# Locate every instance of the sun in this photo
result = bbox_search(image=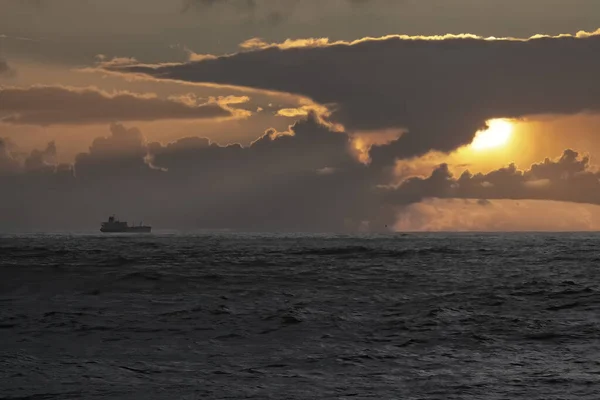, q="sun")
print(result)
[471,119,513,151]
